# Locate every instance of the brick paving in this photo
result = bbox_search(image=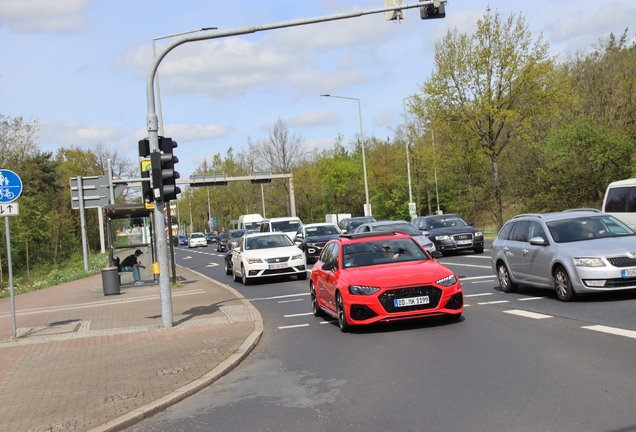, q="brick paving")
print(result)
[0,266,263,432]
